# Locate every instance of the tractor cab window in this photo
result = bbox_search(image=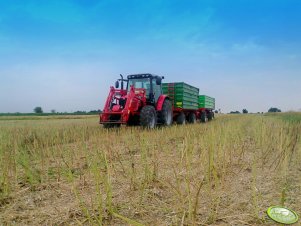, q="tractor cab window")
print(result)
[127,78,151,97]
